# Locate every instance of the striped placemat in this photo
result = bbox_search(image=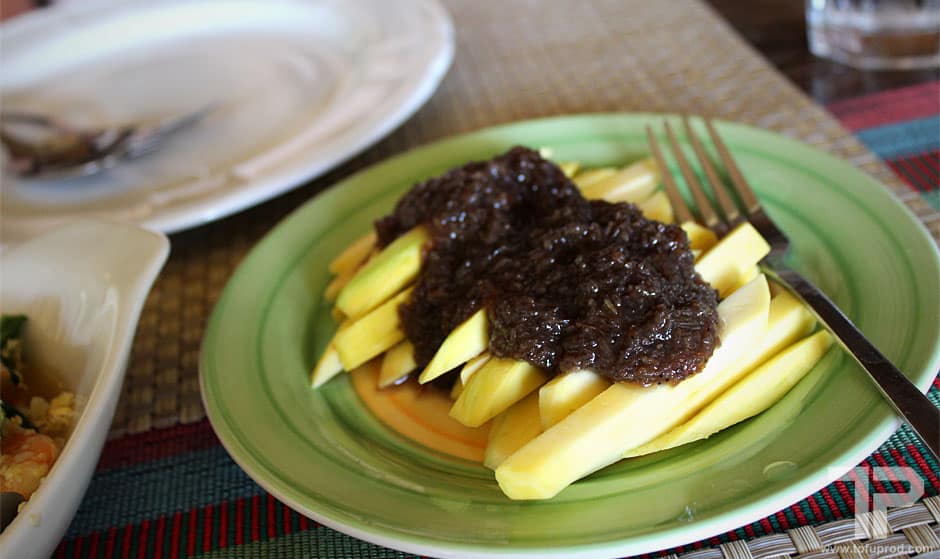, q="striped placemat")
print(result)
[54,0,939,557]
